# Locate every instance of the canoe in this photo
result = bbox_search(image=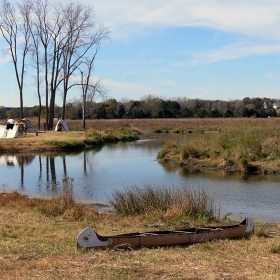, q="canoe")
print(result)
[77,217,254,250]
